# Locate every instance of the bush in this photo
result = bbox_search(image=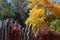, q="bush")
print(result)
[50,20,60,32]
